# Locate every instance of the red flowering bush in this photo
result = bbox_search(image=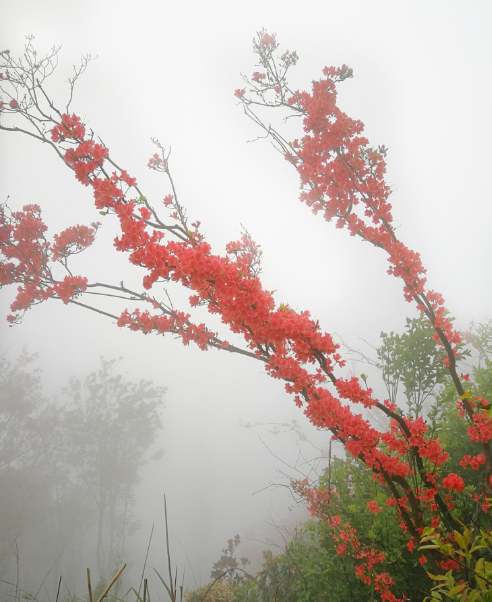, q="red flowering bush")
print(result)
[1,33,491,601]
